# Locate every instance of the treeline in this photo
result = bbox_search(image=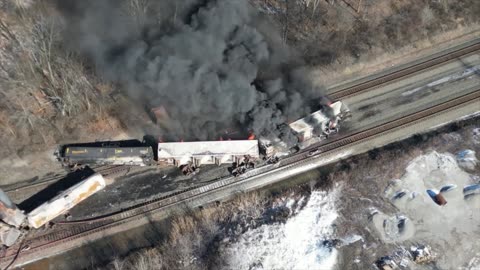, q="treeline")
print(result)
[253,0,480,65]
